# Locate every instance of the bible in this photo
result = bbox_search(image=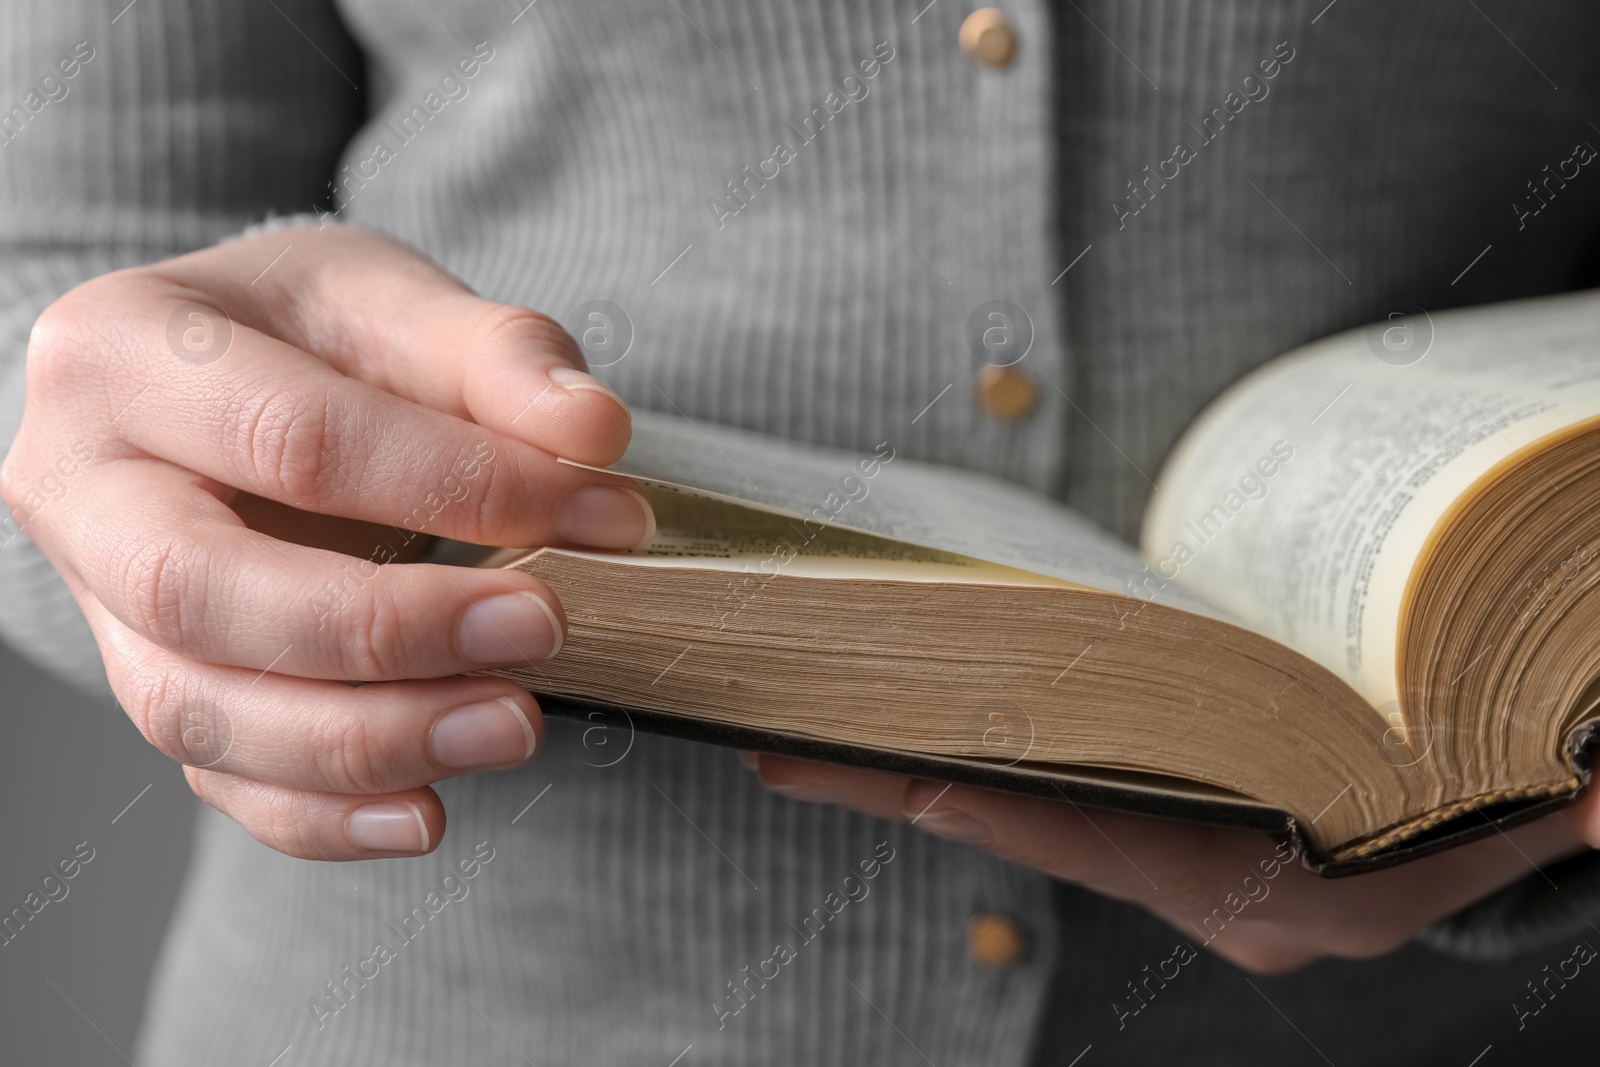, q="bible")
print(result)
[464,291,1600,874]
